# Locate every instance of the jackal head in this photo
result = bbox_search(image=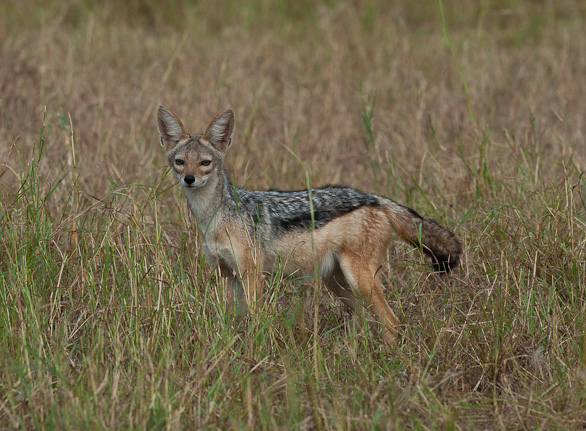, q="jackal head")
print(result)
[157,107,234,189]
